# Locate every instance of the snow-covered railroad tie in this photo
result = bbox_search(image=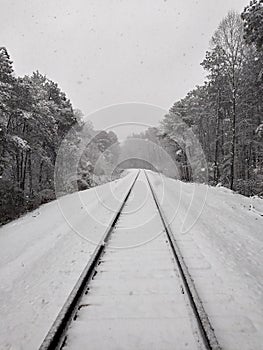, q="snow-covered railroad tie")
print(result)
[39,170,220,350]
